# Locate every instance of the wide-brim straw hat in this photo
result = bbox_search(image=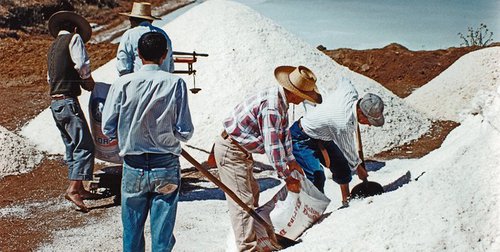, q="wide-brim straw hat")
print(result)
[48,11,92,43]
[274,65,322,104]
[119,2,161,21]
